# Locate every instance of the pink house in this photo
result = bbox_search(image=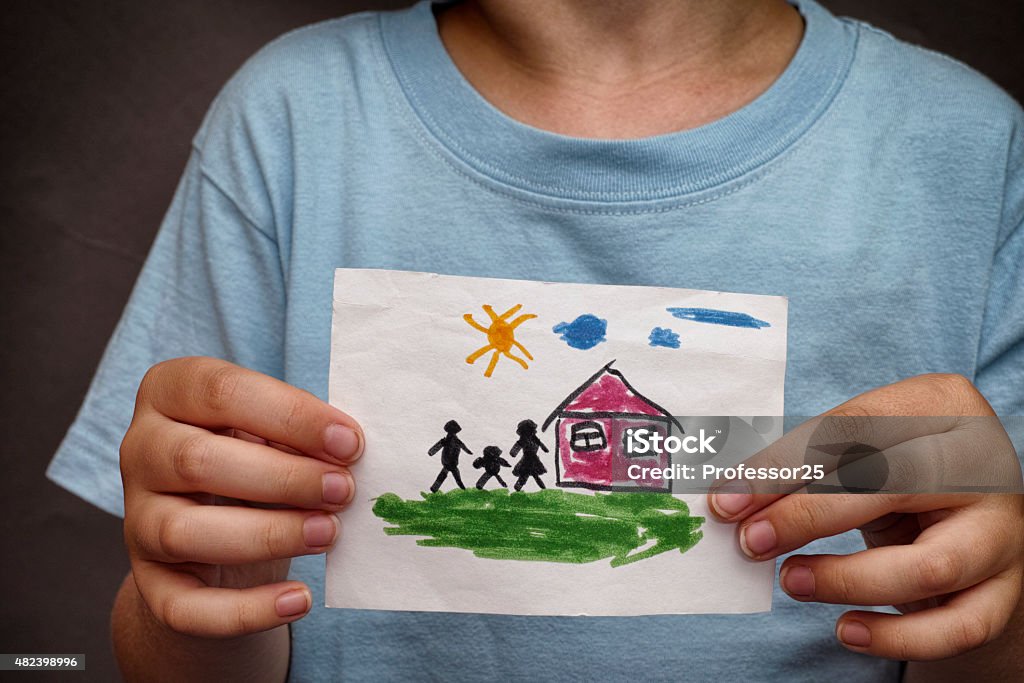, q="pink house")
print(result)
[542,362,681,492]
